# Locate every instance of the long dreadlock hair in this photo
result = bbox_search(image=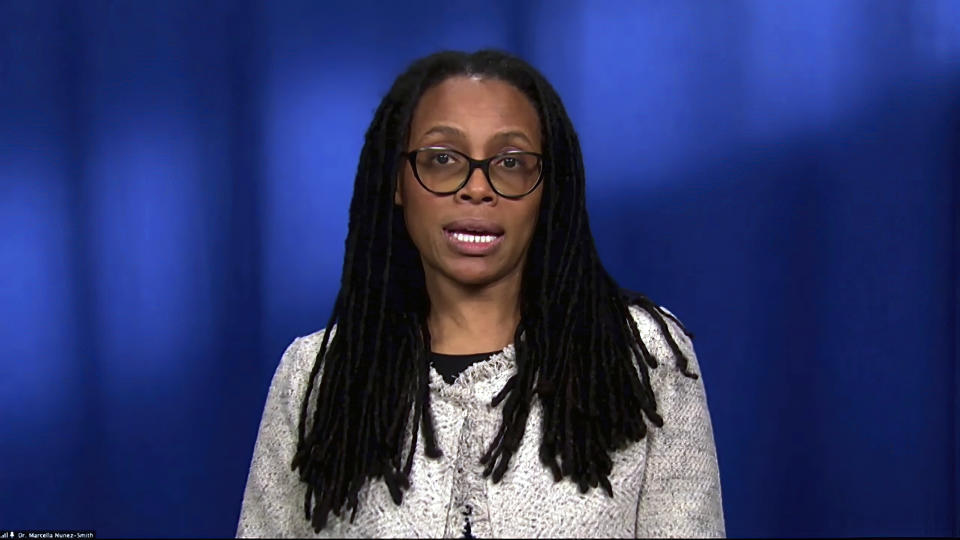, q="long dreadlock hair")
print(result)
[290,49,699,532]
